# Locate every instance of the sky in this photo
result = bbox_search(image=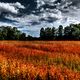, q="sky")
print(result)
[0,0,80,37]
